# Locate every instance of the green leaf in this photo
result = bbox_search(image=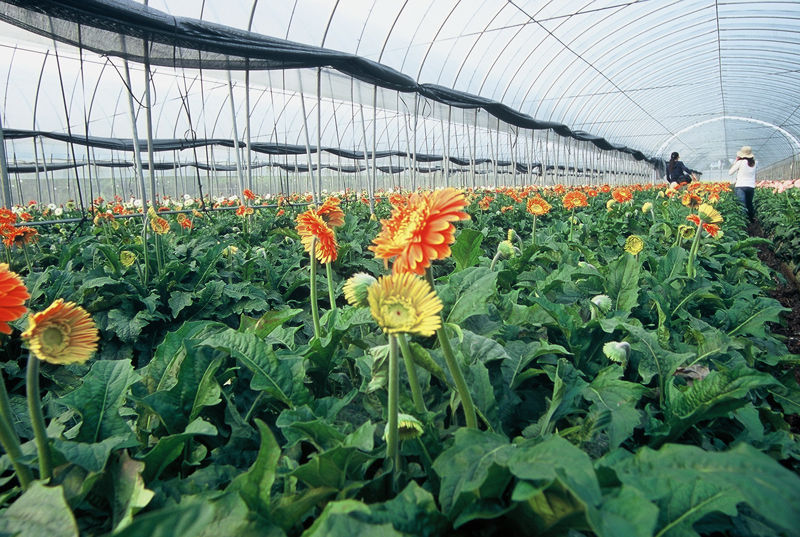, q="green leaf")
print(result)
[458,330,509,365]
[0,482,78,537]
[111,451,155,533]
[523,359,587,438]
[141,343,224,435]
[360,481,447,537]
[227,419,280,517]
[53,435,131,473]
[290,445,374,491]
[302,500,406,537]
[726,297,791,338]
[198,492,285,537]
[618,322,692,386]
[584,366,646,449]
[467,362,500,432]
[139,321,223,395]
[606,253,641,313]
[657,365,780,446]
[110,499,216,537]
[432,428,515,520]
[509,435,602,507]
[451,228,484,272]
[139,419,217,482]
[168,292,194,317]
[587,485,659,537]
[60,360,139,444]
[605,443,800,537]
[106,308,152,344]
[501,340,569,390]
[201,328,310,407]
[444,267,498,325]
[246,308,303,338]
